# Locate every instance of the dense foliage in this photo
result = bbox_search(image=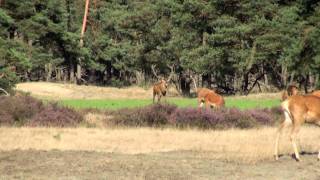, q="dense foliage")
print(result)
[1,0,320,94]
